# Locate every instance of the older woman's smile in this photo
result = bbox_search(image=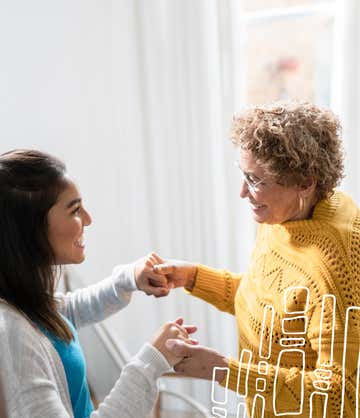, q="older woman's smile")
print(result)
[249,201,266,211]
